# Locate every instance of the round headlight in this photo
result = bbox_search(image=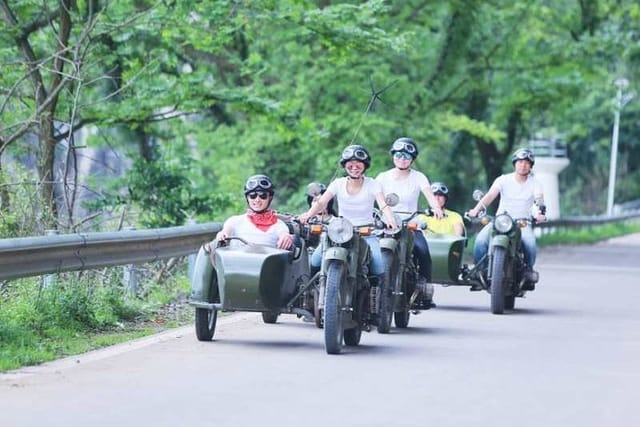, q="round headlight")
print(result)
[327,217,354,244]
[494,214,514,233]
